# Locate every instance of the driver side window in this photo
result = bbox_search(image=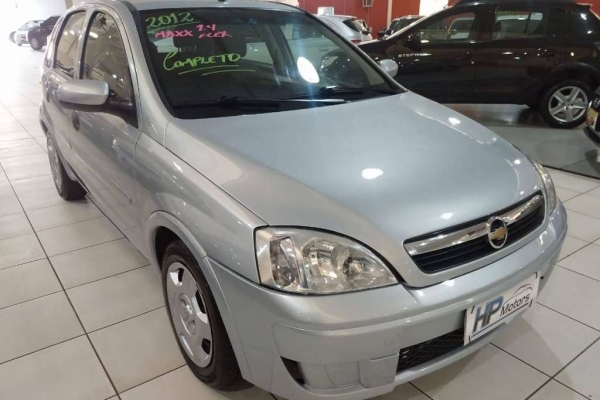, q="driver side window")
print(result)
[413,12,476,43]
[81,12,133,101]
